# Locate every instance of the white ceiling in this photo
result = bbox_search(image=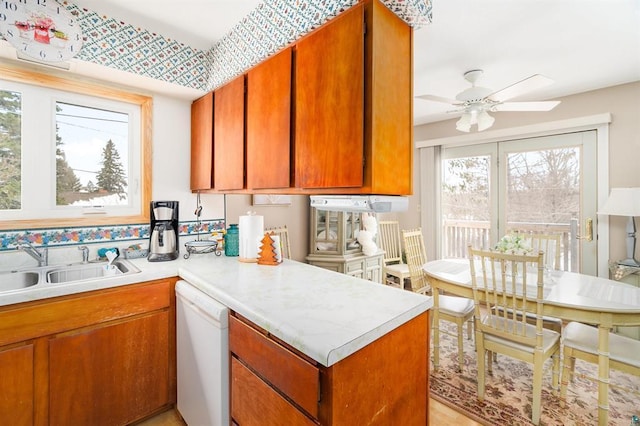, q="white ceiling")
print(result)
[69,0,640,125]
